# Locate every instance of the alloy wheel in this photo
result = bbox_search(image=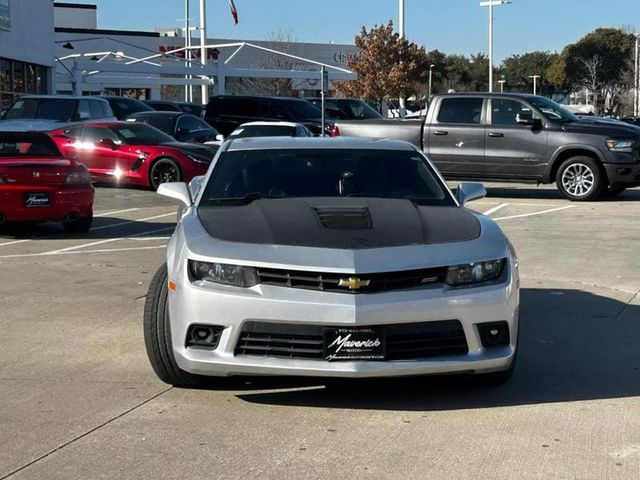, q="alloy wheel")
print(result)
[561,163,595,197]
